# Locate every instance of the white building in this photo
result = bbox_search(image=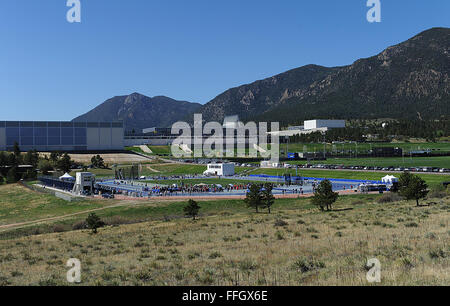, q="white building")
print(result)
[260,161,280,168]
[304,120,346,130]
[73,172,95,195]
[204,163,235,176]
